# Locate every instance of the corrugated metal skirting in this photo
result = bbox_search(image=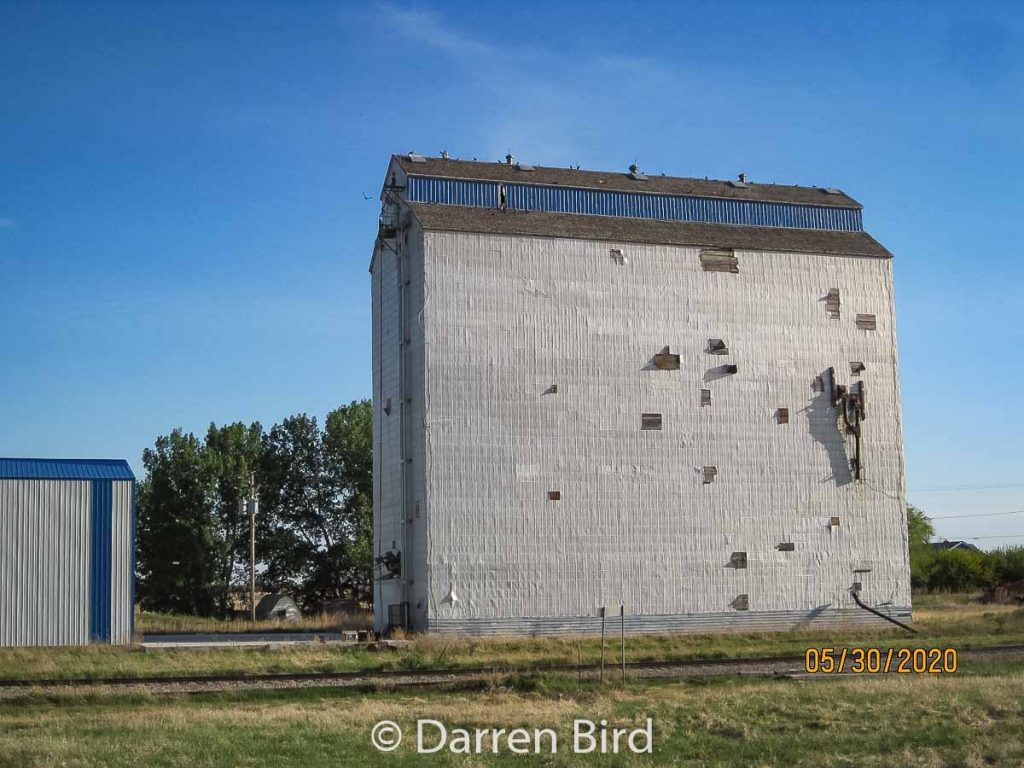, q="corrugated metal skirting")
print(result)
[406,176,864,231]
